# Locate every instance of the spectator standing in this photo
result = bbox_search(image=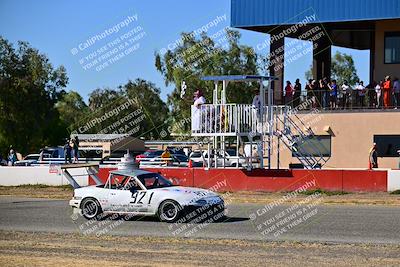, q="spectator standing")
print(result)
[393,77,400,109]
[161,148,172,166]
[319,78,329,109]
[341,80,351,109]
[317,79,324,108]
[73,136,79,163]
[191,89,206,132]
[382,76,392,109]
[375,81,382,108]
[64,139,72,164]
[369,143,378,169]
[293,79,302,107]
[367,82,377,108]
[329,80,338,110]
[305,79,314,109]
[7,149,17,166]
[0,154,5,166]
[356,81,366,108]
[284,81,294,107]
